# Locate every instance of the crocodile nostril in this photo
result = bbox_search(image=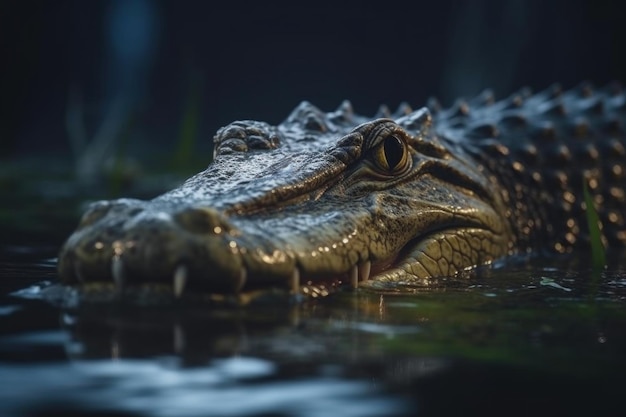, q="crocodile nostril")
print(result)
[217,138,248,155]
[174,207,230,235]
[77,201,113,229]
[76,199,146,232]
